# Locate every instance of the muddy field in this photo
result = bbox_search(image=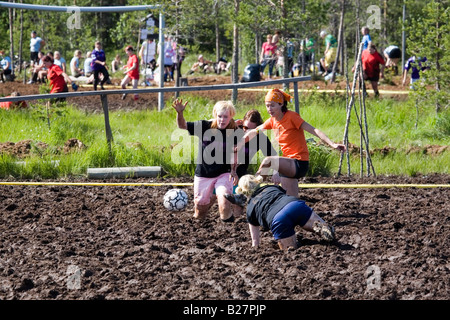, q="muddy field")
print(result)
[0,173,449,304]
[1,76,449,309]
